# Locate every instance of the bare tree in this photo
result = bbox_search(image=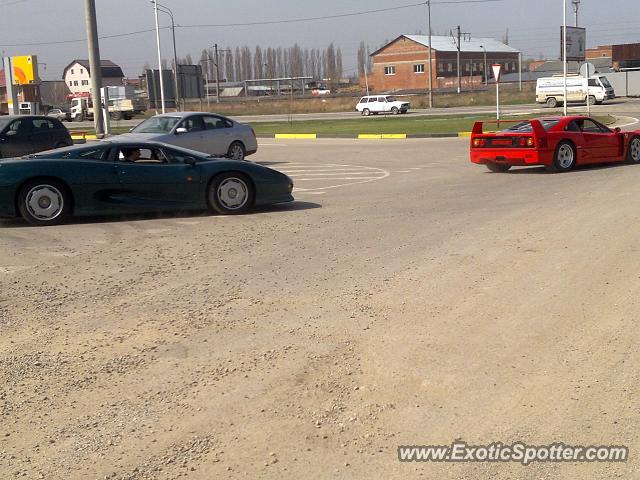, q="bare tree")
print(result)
[265,47,276,78]
[240,46,252,80]
[224,47,234,81]
[335,48,343,81]
[325,43,336,81]
[234,46,242,81]
[357,42,368,76]
[276,47,284,78]
[254,46,264,79]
